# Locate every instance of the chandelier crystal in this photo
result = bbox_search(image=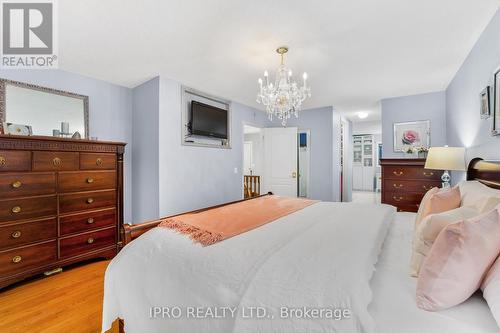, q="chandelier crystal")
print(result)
[256,47,311,126]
